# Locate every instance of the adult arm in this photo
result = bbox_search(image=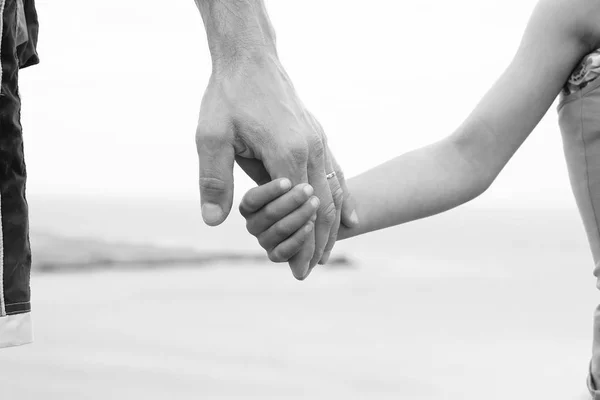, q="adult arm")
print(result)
[193,0,357,279]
